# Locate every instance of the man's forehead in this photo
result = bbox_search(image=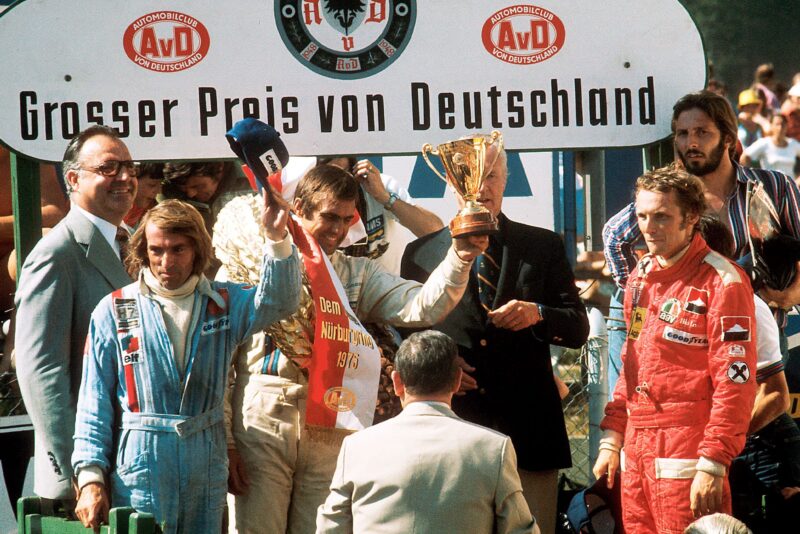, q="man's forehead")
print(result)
[80,134,129,158]
[636,188,678,206]
[676,108,716,128]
